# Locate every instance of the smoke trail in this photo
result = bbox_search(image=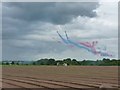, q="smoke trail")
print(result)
[57,31,74,48]
[98,51,113,57]
[57,31,114,57]
[57,31,68,44]
[64,31,92,52]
